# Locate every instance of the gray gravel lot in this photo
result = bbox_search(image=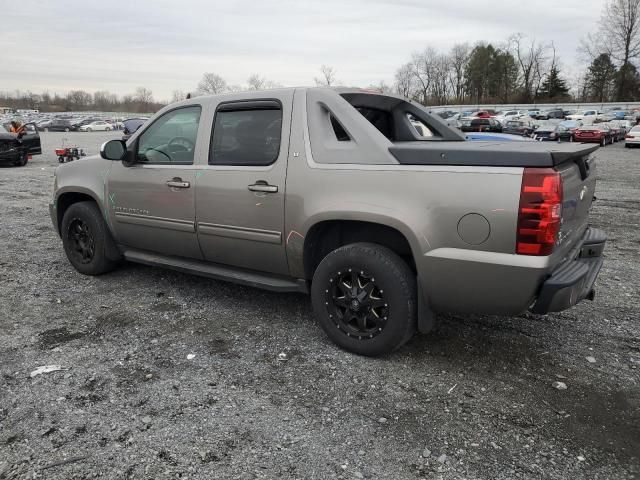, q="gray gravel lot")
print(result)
[0,132,639,479]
